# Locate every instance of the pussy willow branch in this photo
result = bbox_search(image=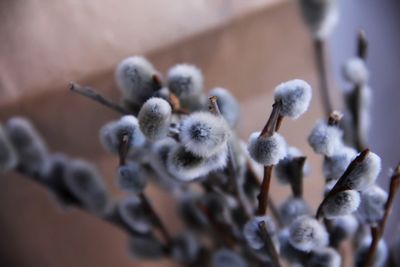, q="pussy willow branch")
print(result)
[314,39,334,118]
[258,221,282,267]
[118,136,172,246]
[70,83,129,114]
[316,149,370,219]
[362,163,400,267]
